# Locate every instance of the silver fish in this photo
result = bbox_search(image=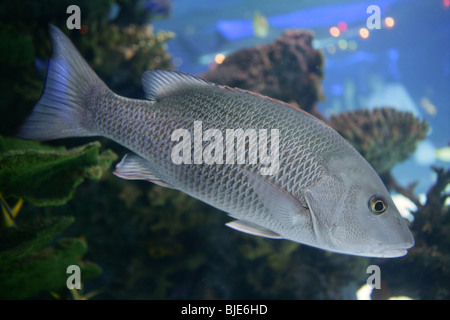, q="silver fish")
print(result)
[18,25,414,258]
